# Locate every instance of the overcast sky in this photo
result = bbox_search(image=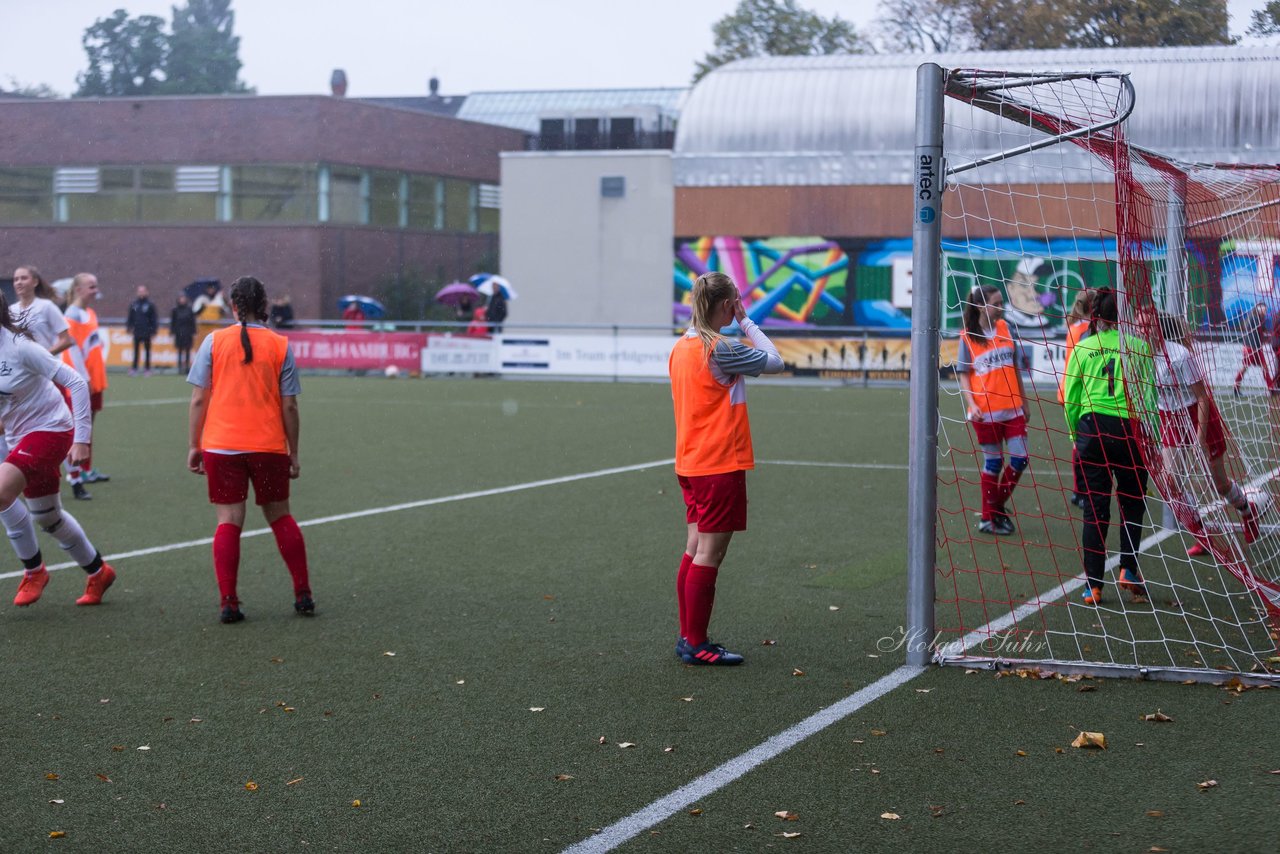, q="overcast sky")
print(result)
[2,0,1271,98]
